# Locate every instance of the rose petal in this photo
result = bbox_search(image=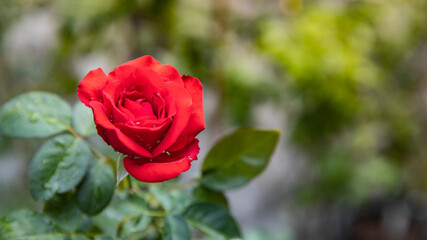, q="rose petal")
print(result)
[102,77,155,124]
[77,68,108,106]
[155,64,184,86]
[103,66,173,124]
[121,89,149,102]
[123,140,199,182]
[152,139,200,163]
[102,87,132,124]
[124,158,190,183]
[151,92,167,118]
[114,118,171,150]
[133,116,169,127]
[89,101,152,158]
[123,55,162,69]
[168,75,205,152]
[151,82,192,157]
[108,65,166,95]
[123,99,156,119]
[162,95,177,119]
[123,56,184,86]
